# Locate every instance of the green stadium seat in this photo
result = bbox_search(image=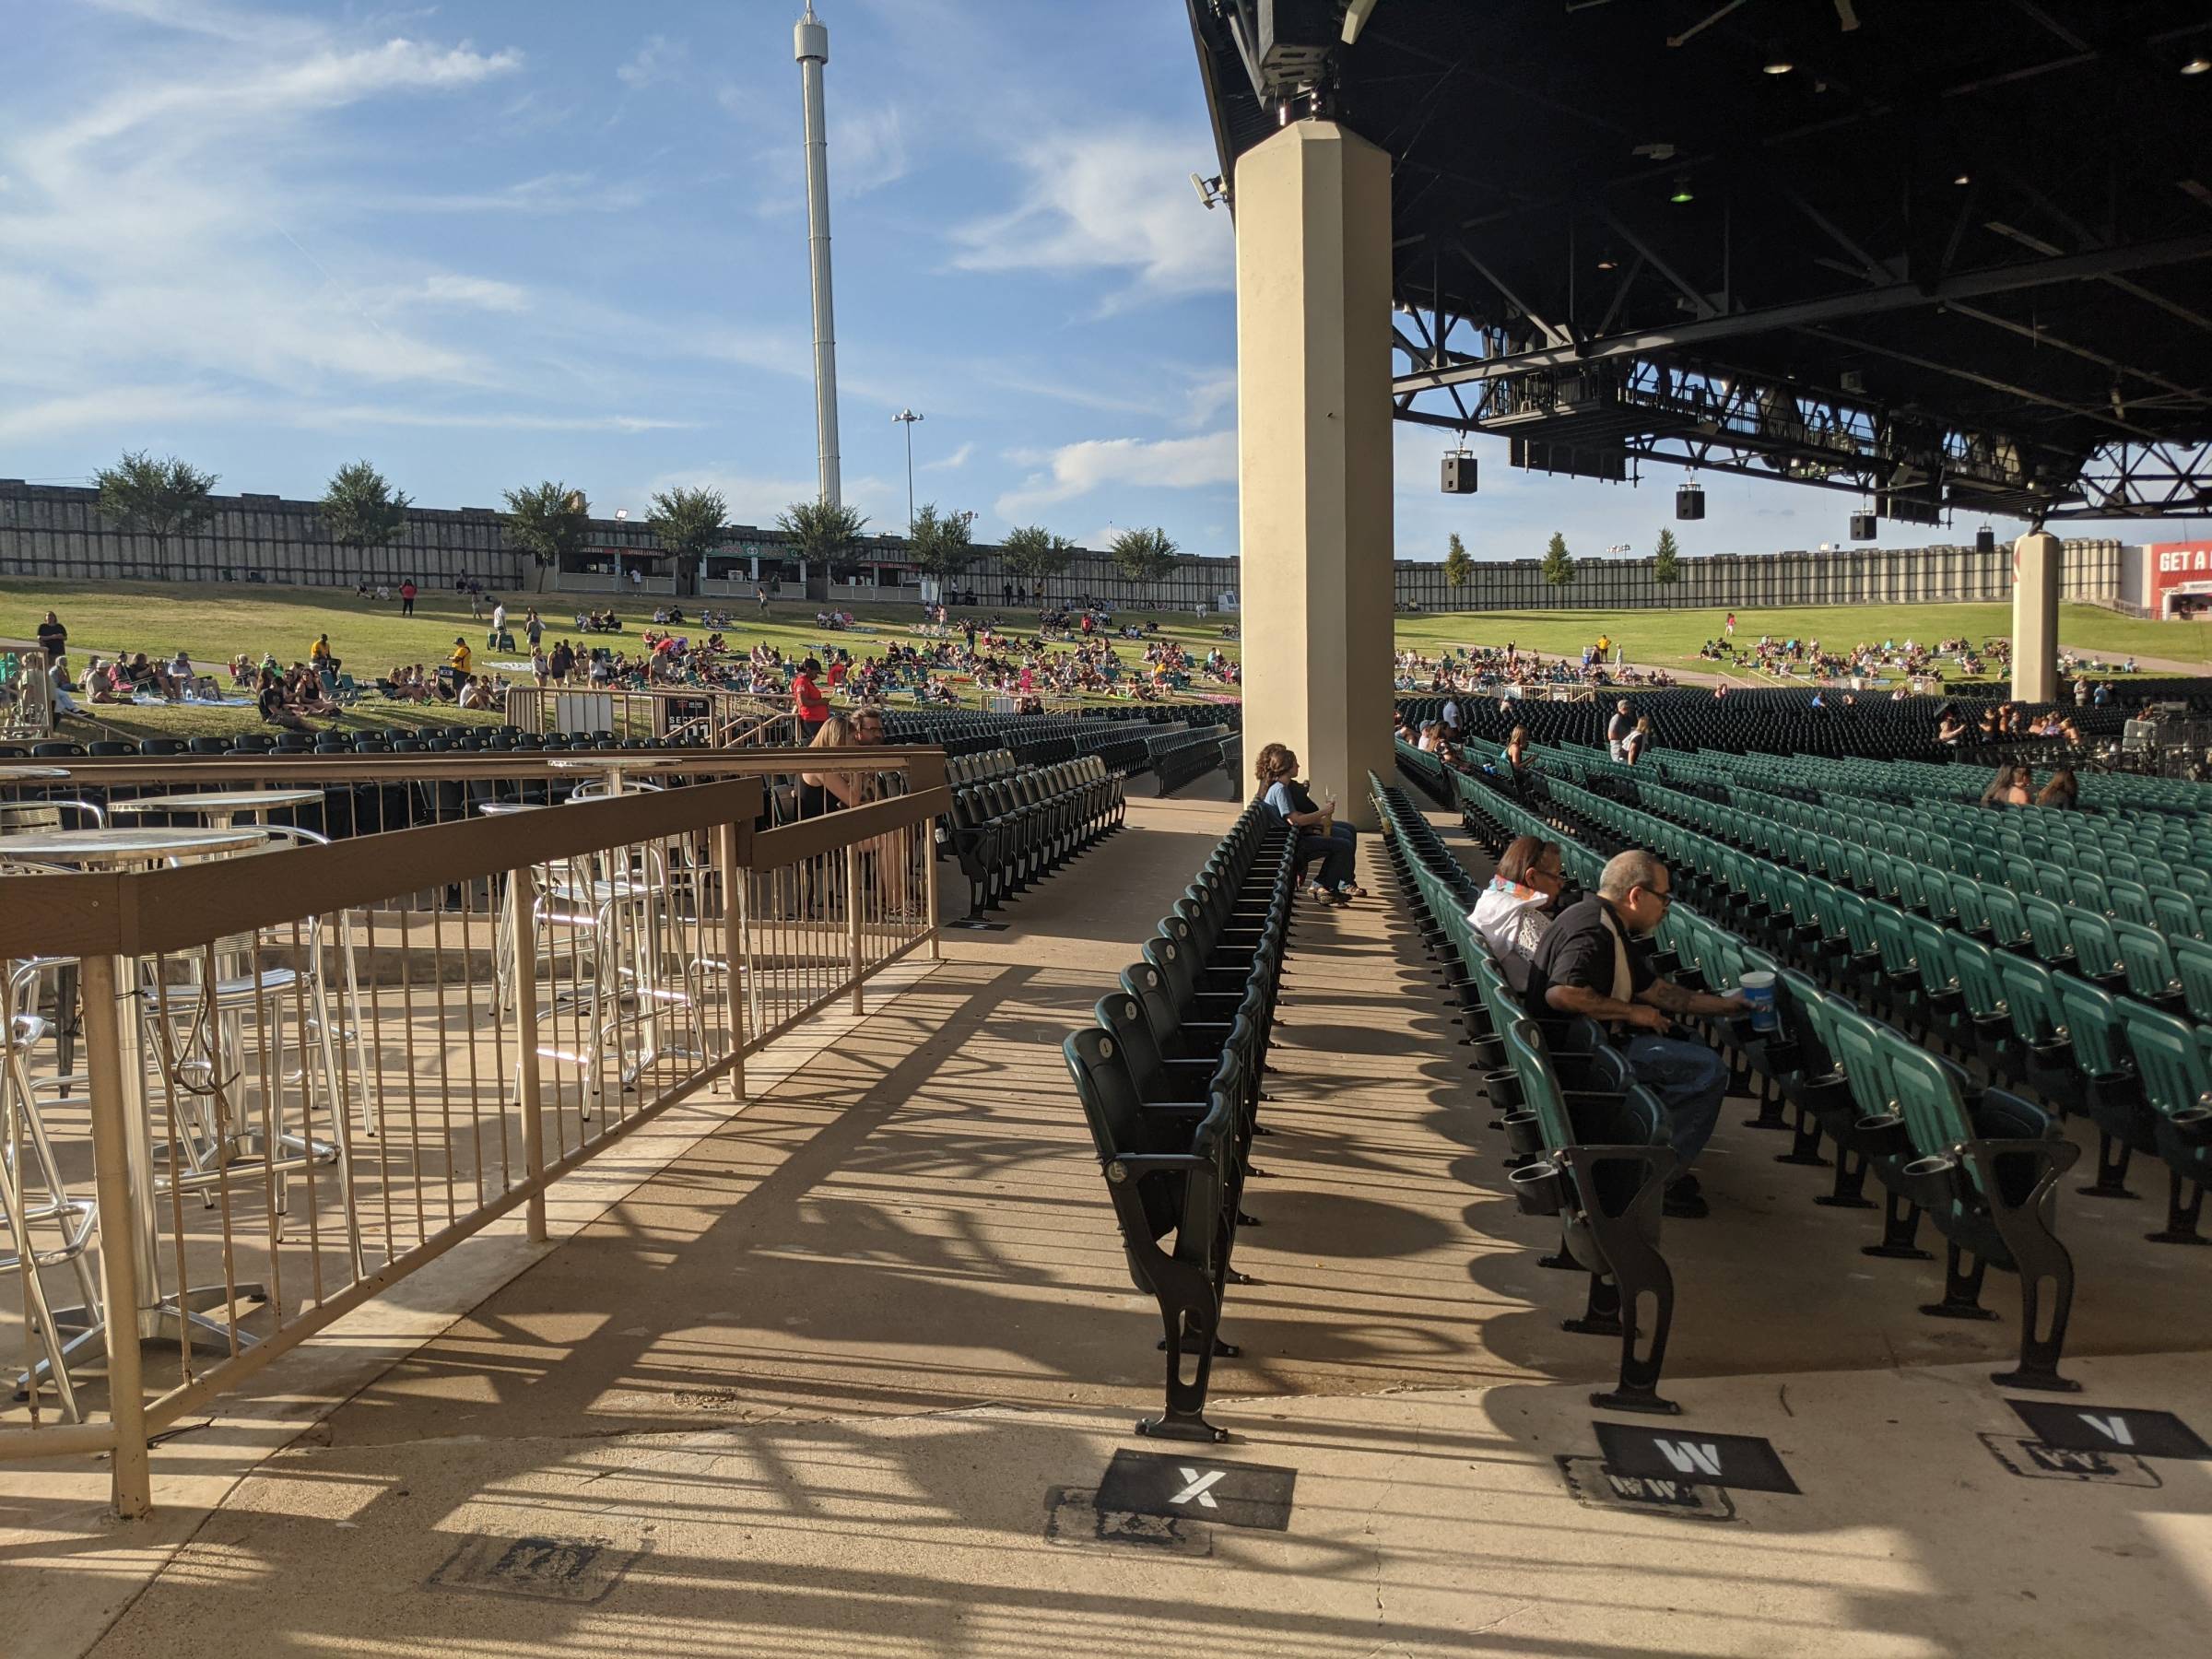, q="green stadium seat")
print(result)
[2111,919,2187,1015]
[2111,1004,2212,1247]
[2153,892,2204,942]
[1501,1018,1678,1415]
[2020,893,2077,971]
[2059,905,2127,985]
[2049,977,2157,1201]
[1876,1030,2078,1392]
